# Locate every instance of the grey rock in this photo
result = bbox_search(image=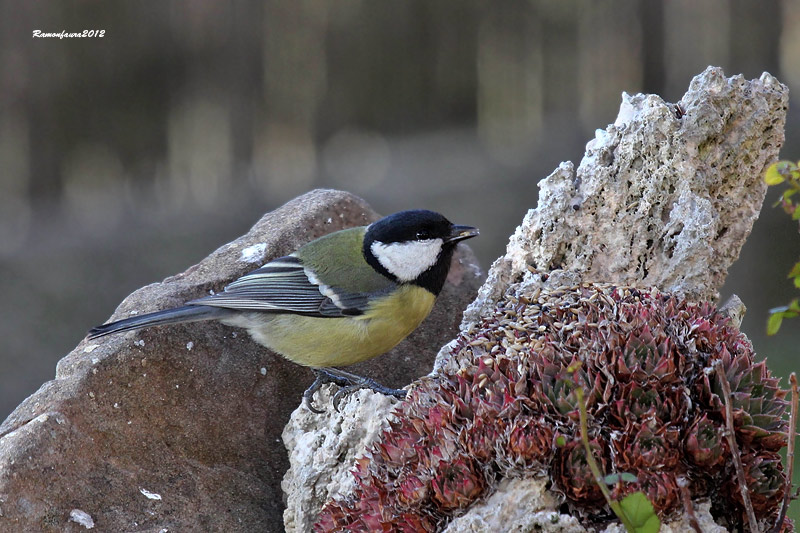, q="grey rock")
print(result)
[281,387,400,533]
[440,478,581,533]
[0,189,483,532]
[461,67,788,329]
[719,294,747,329]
